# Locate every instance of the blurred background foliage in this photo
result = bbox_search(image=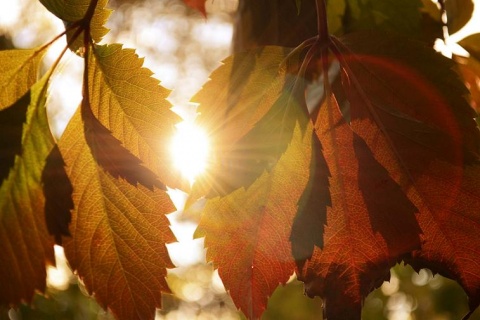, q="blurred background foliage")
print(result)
[1,0,480,319]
